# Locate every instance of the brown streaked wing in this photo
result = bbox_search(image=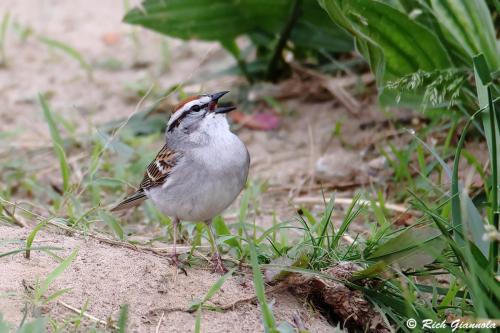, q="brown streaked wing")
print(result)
[139,145,180,190]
